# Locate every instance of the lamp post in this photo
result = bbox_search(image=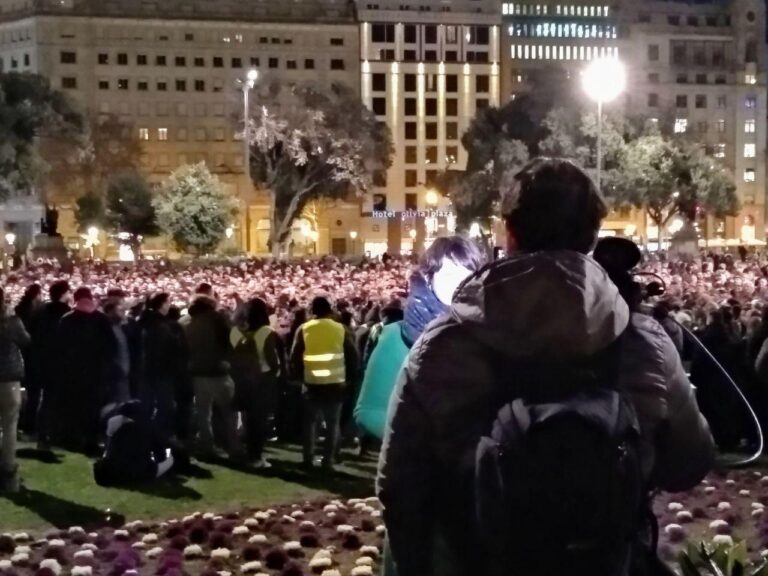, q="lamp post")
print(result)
[4,232,15,270]
[425,189,439,208]
[582,57,626,192]
[238,68,259,253]
[349,230,358,256]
